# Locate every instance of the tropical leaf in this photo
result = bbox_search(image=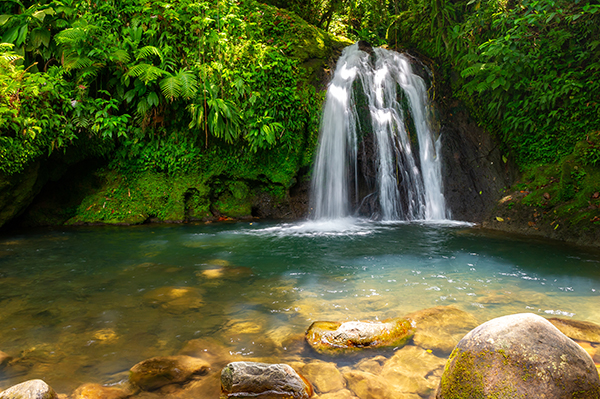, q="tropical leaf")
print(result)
[63,54,94,70]
[127,63,166,84]
[159,75,181,102]
[109,49,131,63]
[175,69,198,99]
[136,45,163,62]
